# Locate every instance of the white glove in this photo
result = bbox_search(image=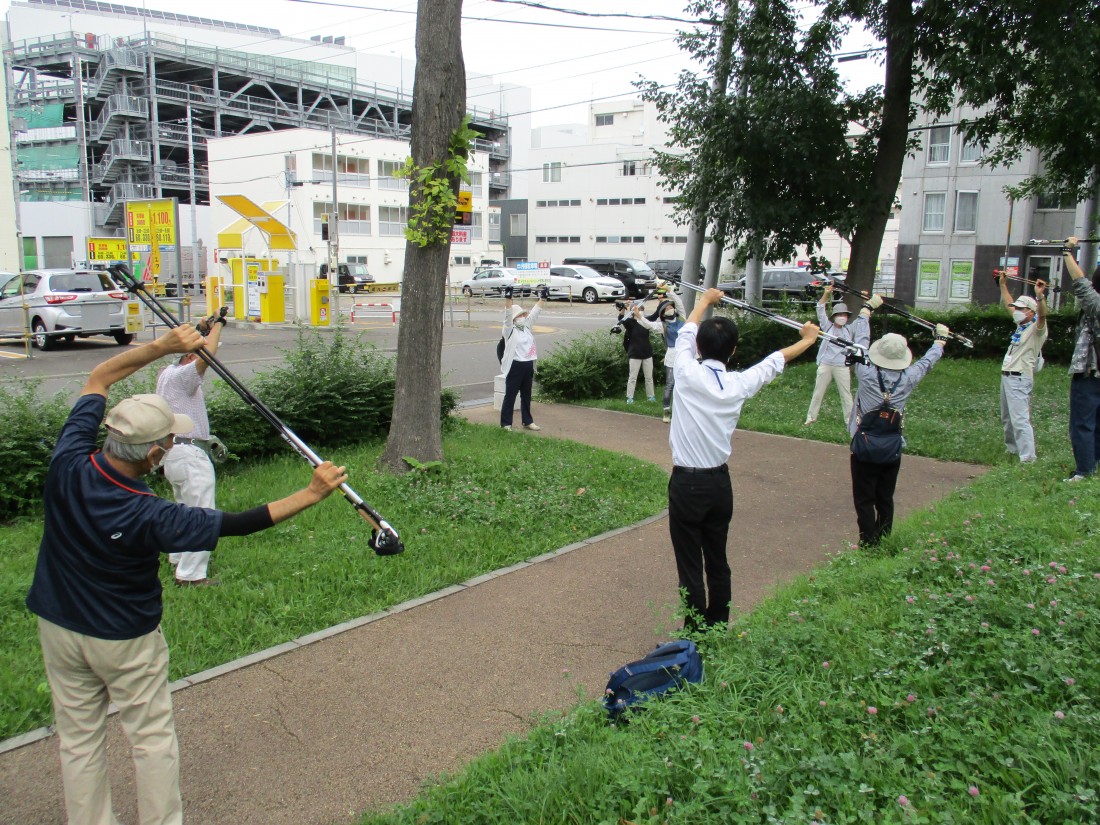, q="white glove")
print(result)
[934,323,950,340]
[864,294,884,310]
